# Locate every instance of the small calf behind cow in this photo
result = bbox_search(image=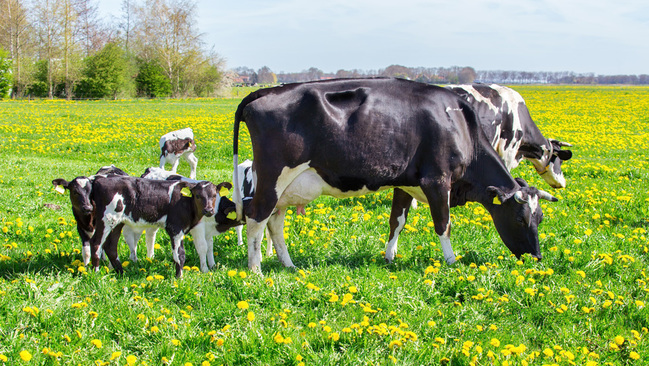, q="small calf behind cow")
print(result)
[159,128,198,179]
